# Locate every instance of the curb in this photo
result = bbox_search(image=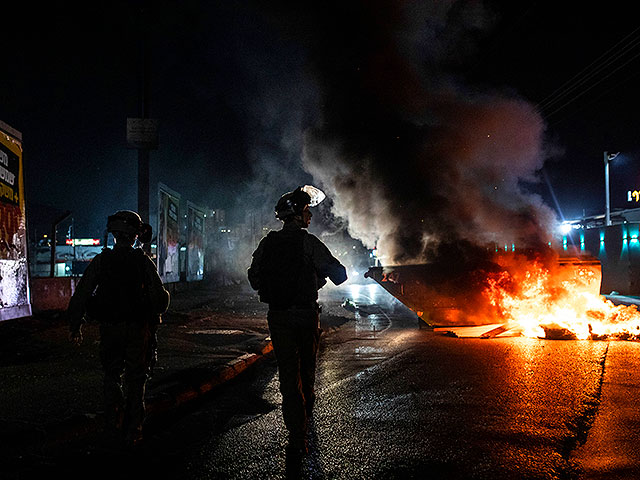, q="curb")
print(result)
[147,340,273,415]
[35,340,274,450]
